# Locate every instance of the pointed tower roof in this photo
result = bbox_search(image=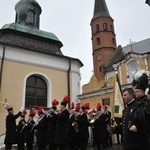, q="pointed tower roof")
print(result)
[93,0,111,20]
